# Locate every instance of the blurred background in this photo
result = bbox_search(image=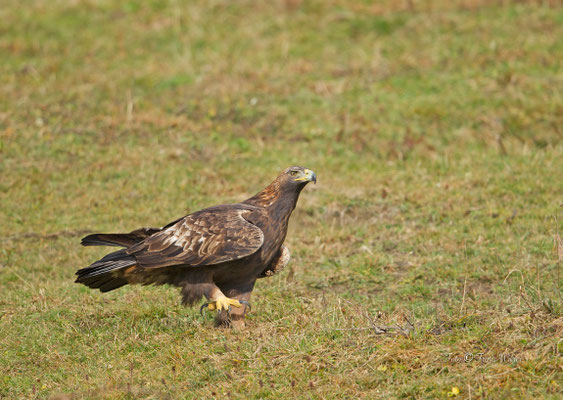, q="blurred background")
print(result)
[1,0,561,398]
